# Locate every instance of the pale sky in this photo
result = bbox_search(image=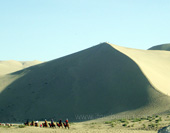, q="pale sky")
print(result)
[1,0,170,61]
